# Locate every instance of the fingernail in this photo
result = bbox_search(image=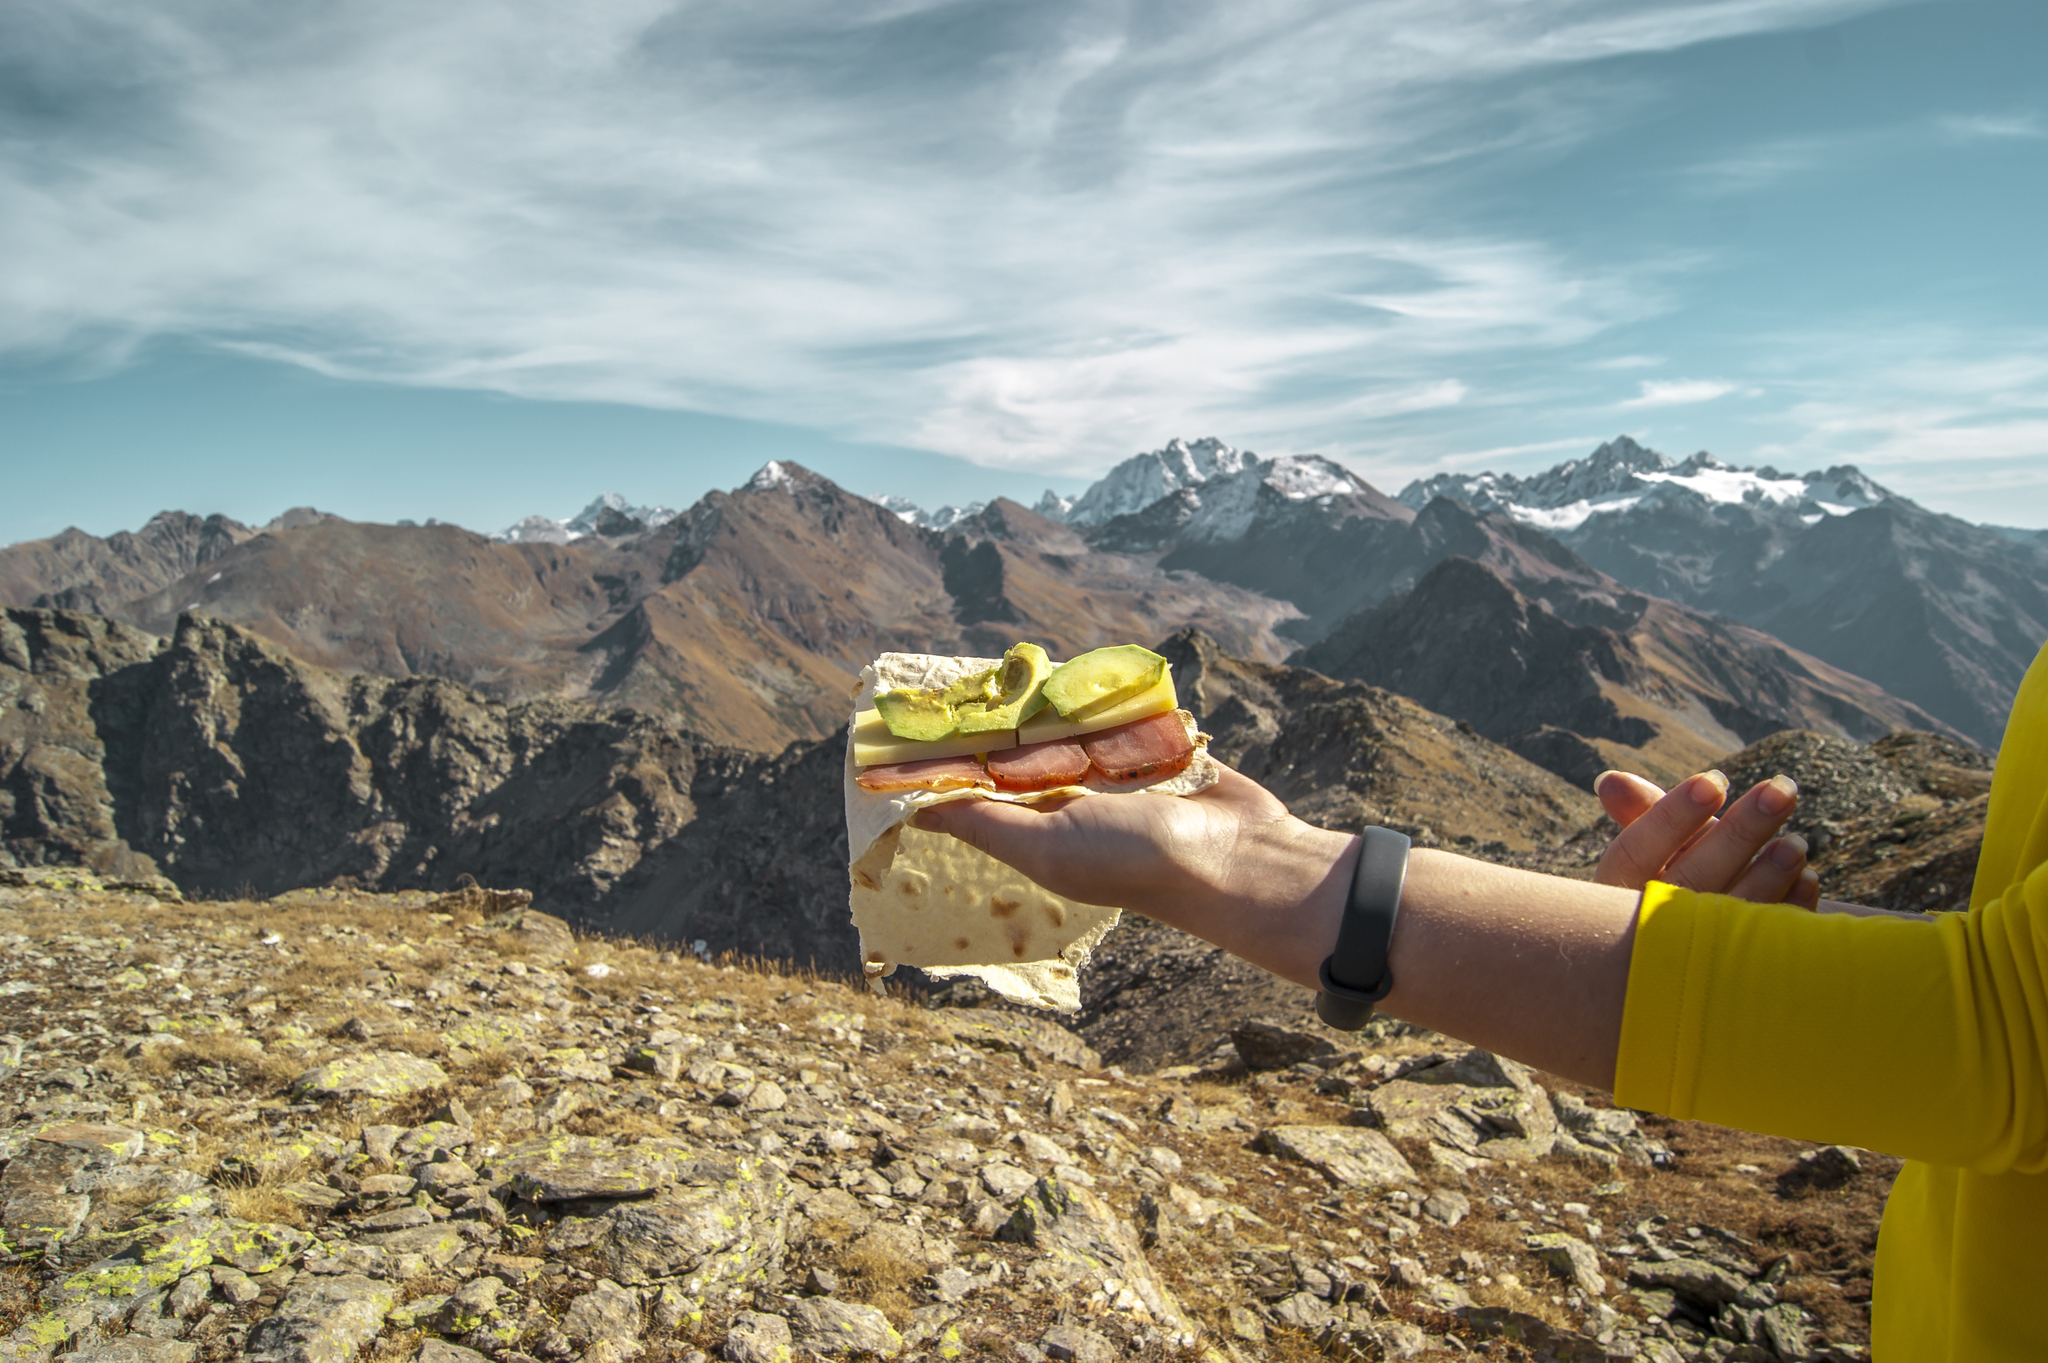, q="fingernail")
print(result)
[1594,769,1620,792]
[1758,774,1797,817]
[1769,833,1808,870]
[1798,867,1821,909]
[1690,771,1728,808]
